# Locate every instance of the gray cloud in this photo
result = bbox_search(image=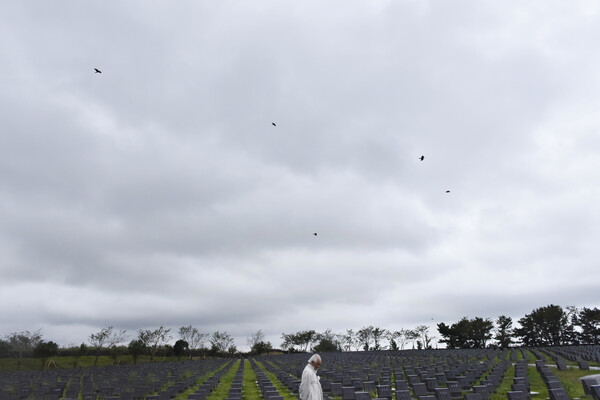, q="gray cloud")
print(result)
[1,1,600,349]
